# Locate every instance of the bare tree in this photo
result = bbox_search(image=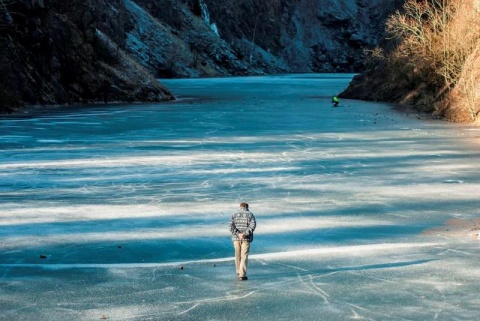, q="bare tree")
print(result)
[386,0,480,121]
